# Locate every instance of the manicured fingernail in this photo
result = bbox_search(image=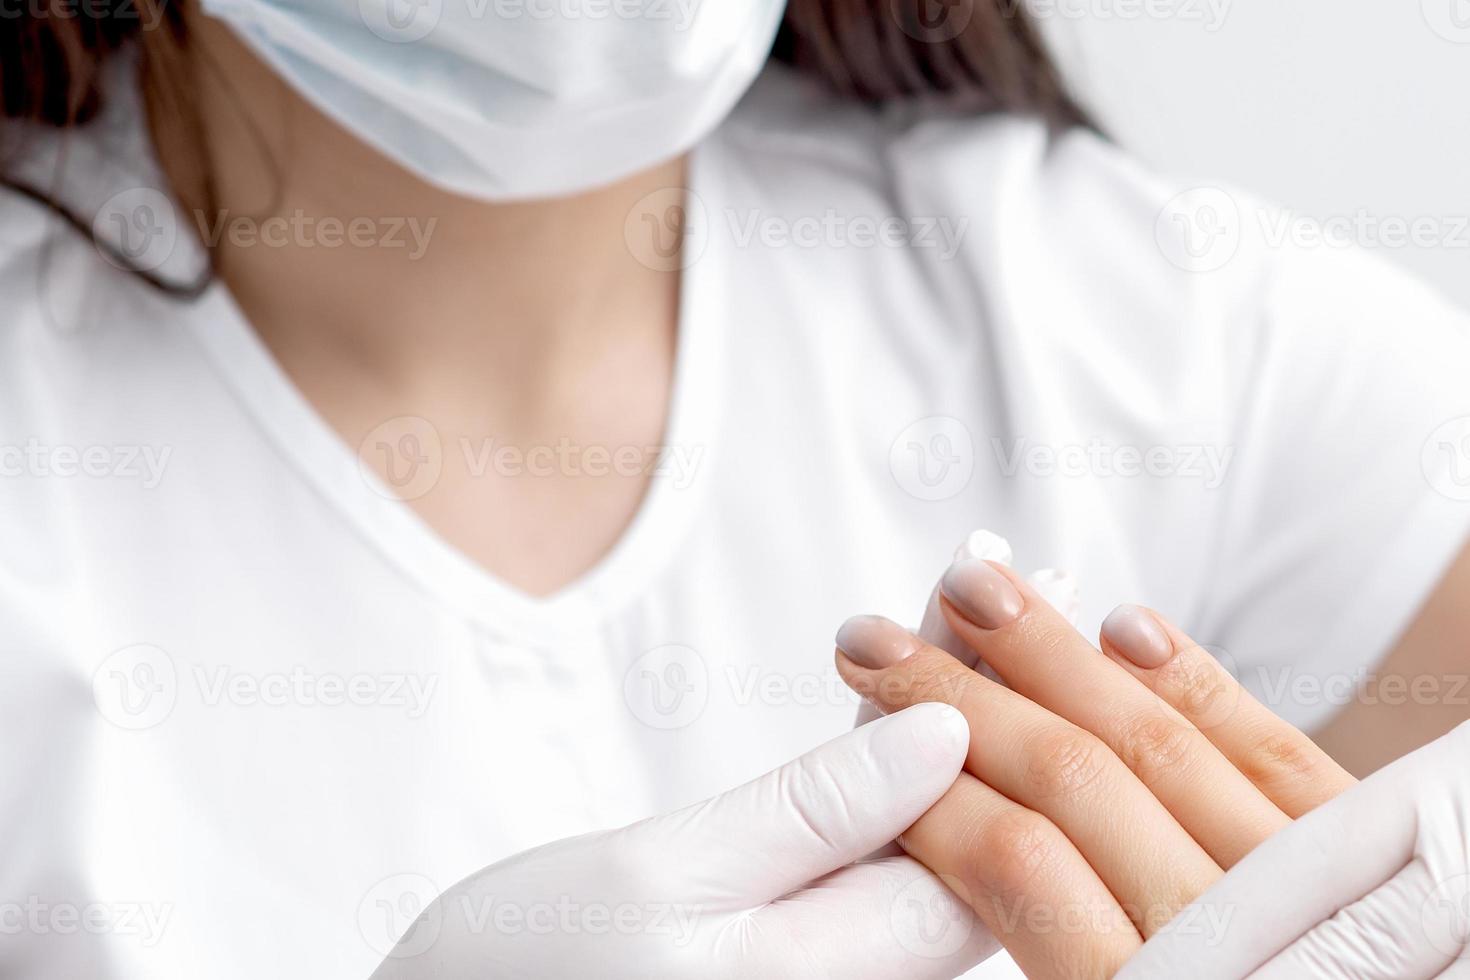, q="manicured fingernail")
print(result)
[1101,604,1174,669]
[940,559,1025,630]
[835,615,920,670]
